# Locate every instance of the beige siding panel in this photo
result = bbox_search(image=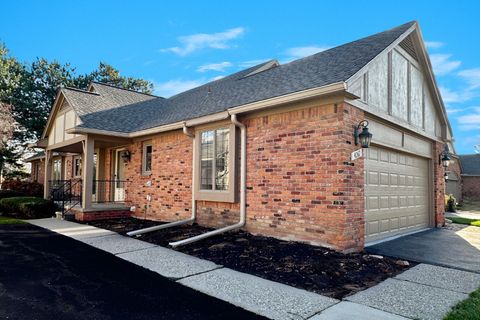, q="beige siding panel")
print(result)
[410,65,423,128]
[367,54,388,112]
[368,120,403,148]
[403,134,432,157]
[365,146,430,242]
[424,90,436,135]
[391,50,409,122]
[54,114,65,144]
[350,76,364,101]
[64,110,76,140]
[48,131,55,145]
[435,115,442,137]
